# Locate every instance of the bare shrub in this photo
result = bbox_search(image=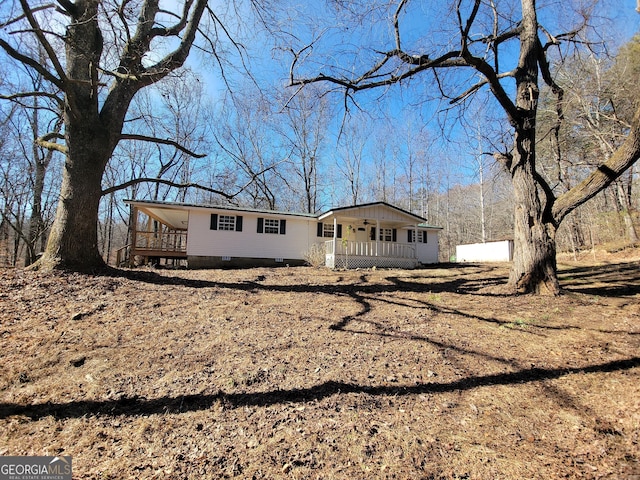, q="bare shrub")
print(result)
[303,242,325,267]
